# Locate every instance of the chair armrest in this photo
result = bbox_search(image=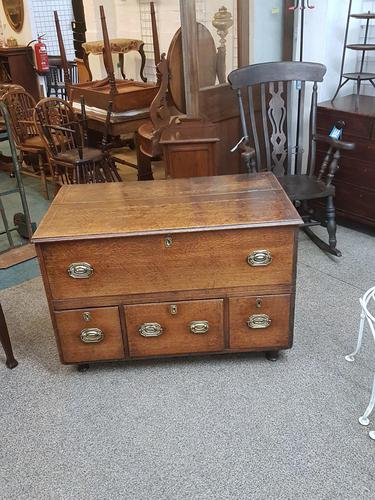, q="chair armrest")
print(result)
[240,142,257,173]
[314,133,355,151]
